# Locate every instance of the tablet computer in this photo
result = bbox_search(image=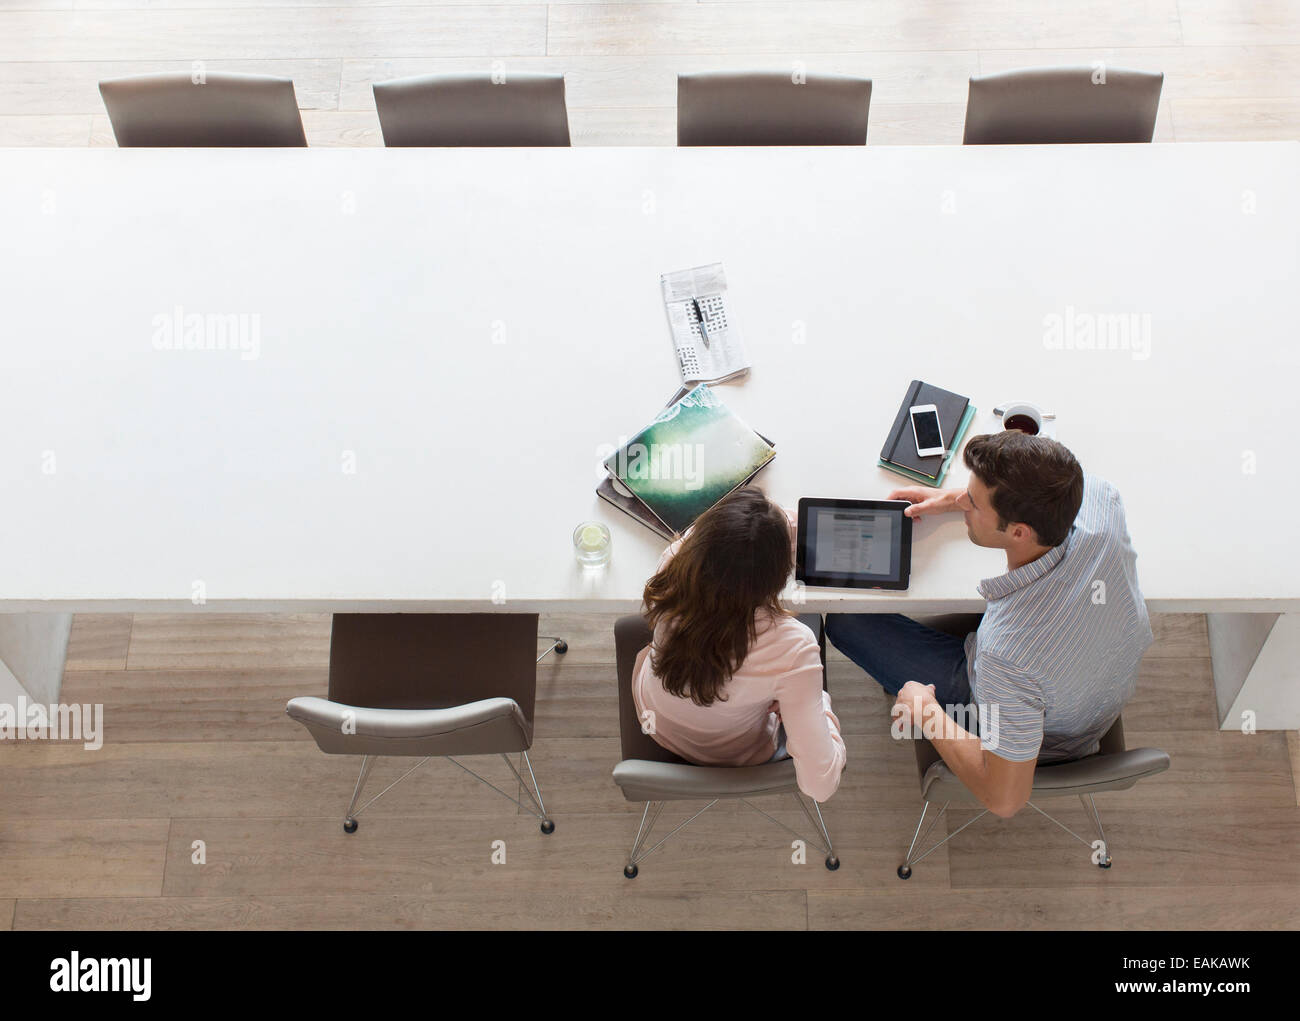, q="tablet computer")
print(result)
[795,498,913,590]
